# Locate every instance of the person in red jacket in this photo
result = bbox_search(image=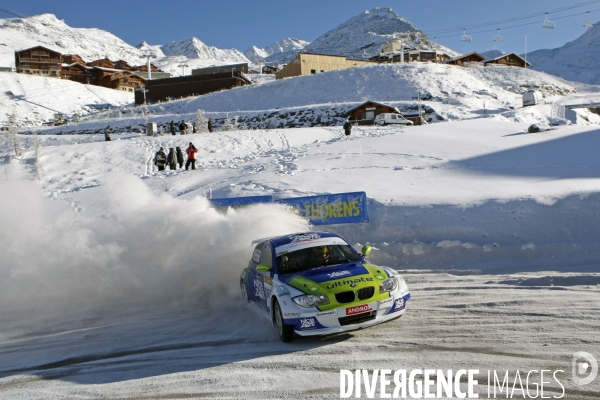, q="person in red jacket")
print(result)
[185,142,198,170]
